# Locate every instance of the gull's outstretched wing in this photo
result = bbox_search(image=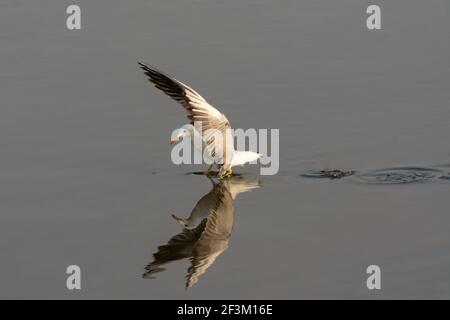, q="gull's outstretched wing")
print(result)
[138,63,234,164]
